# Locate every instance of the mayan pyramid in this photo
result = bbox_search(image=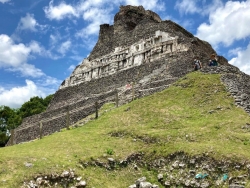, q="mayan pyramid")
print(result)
[9,5,250,146]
